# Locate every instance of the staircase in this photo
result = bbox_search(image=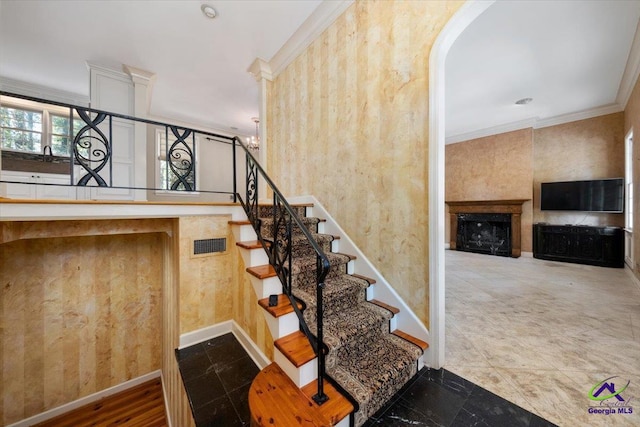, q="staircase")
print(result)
[231,202,428,426]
